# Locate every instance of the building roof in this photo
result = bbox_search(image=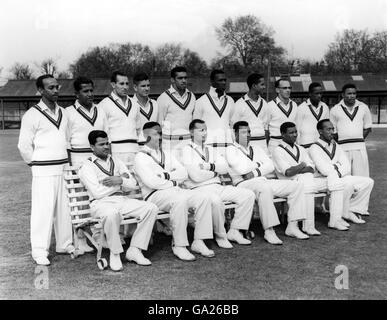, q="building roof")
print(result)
[0,74,386,98]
